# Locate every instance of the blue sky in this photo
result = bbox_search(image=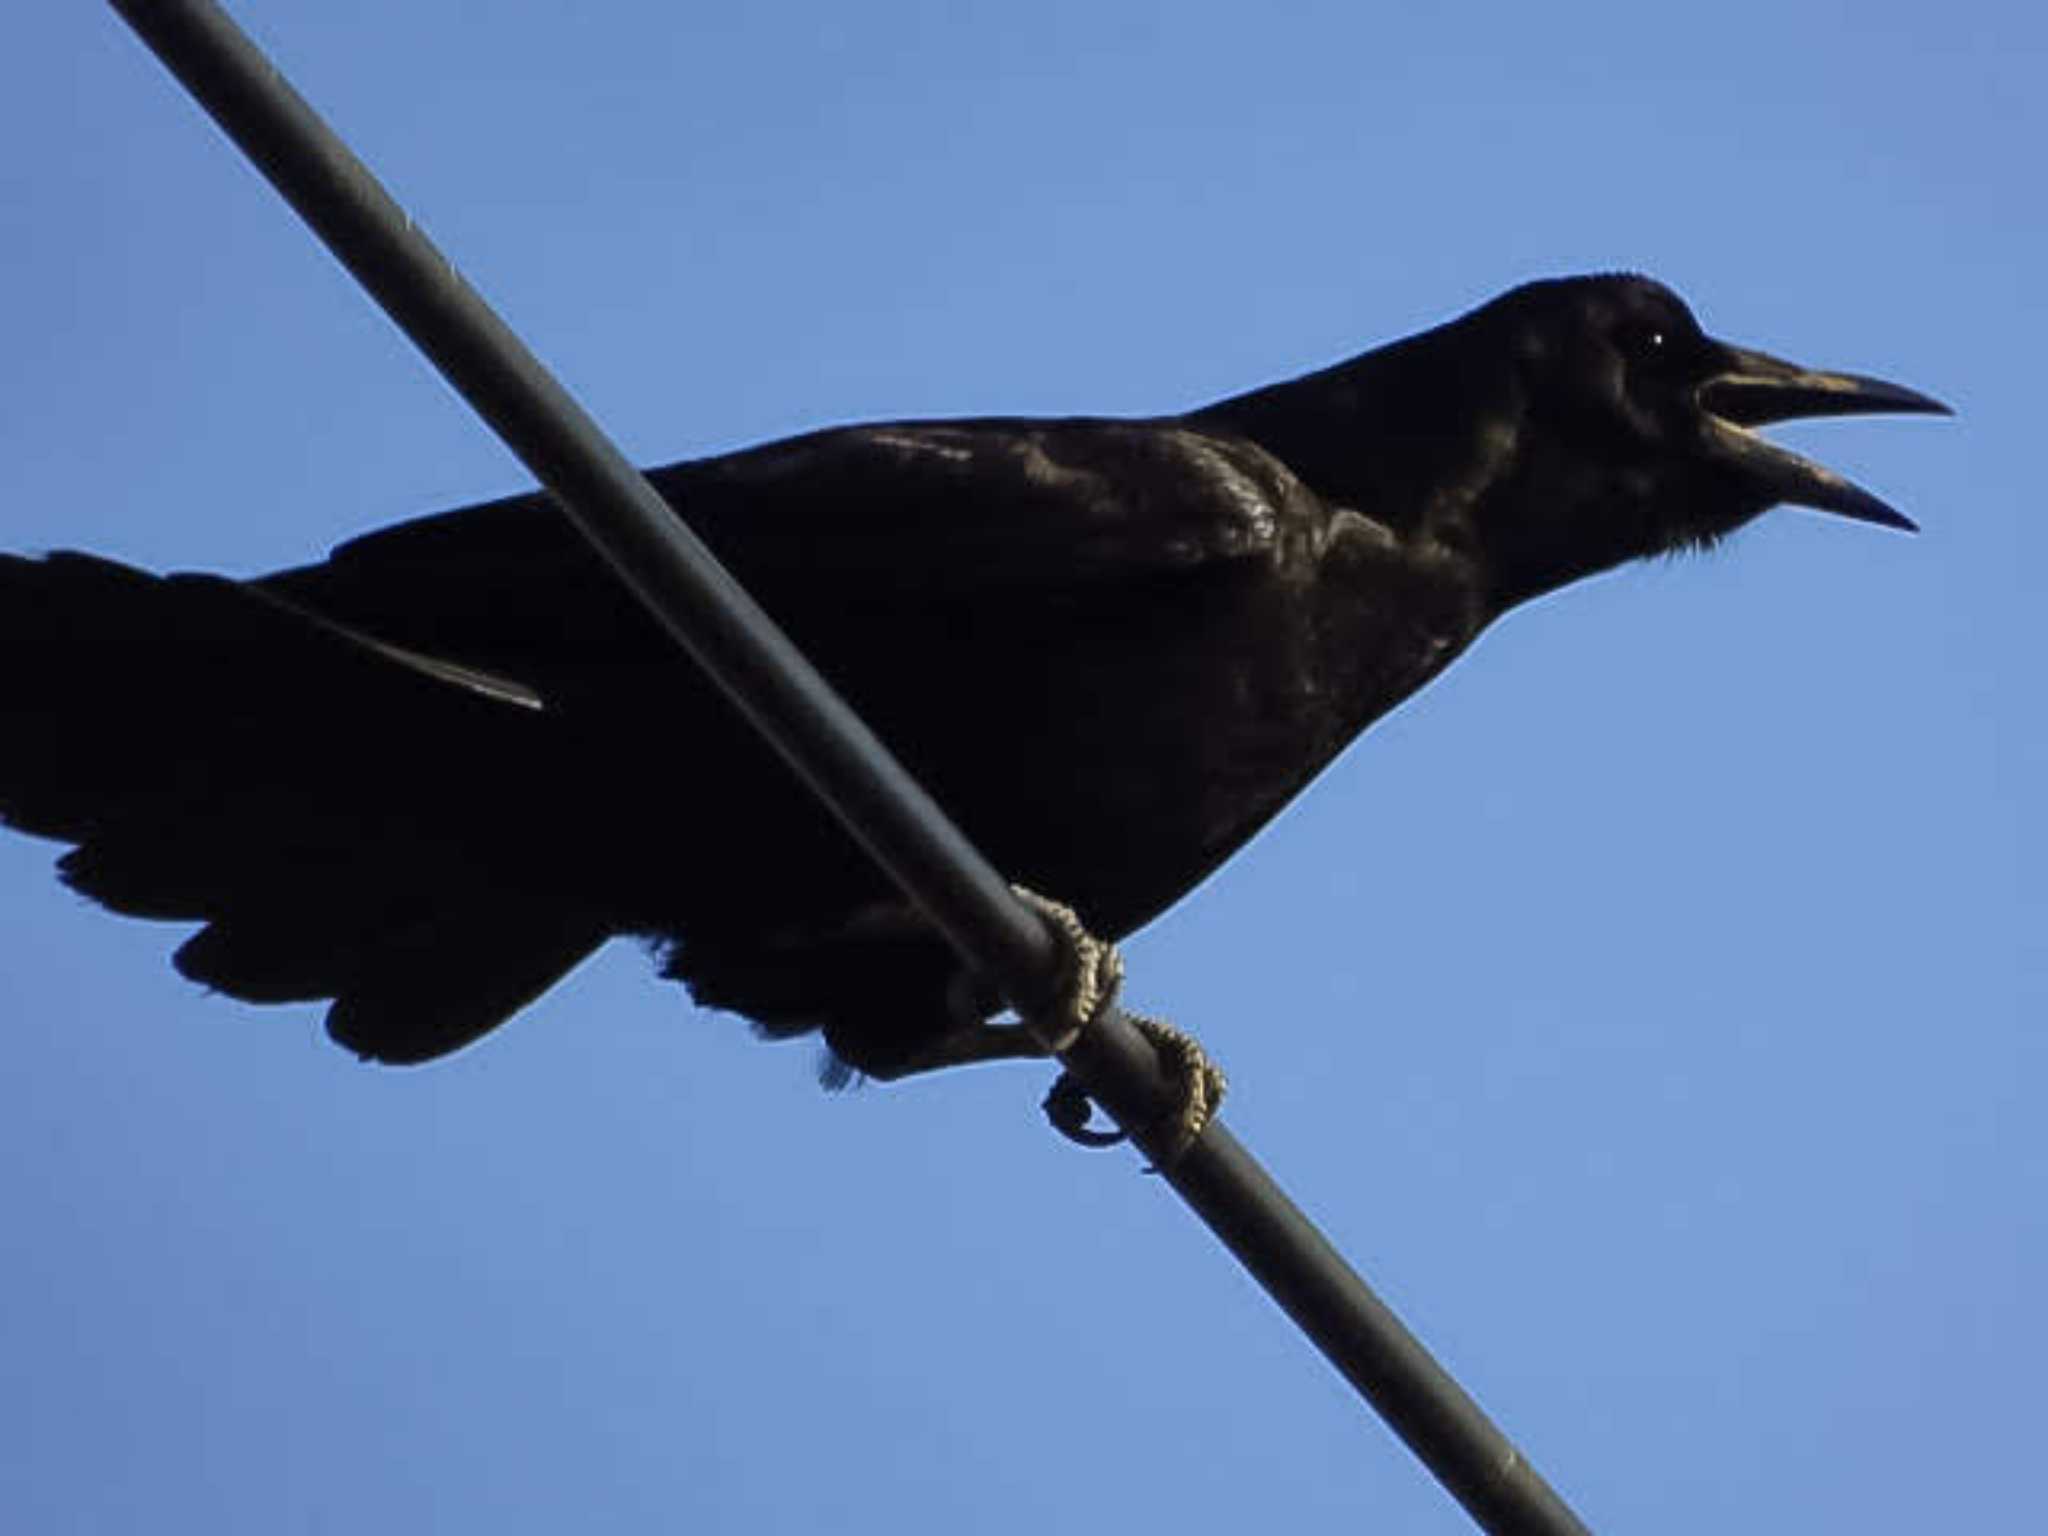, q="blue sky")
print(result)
[1,3,2038,1532]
